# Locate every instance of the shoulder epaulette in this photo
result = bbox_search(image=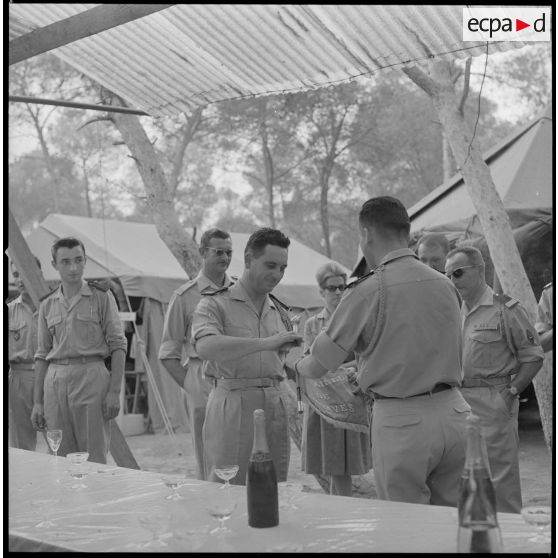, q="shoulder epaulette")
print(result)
[39,288,57,302]
[345,268,376,290]
[202,285,230,296]
[175,279,197,296]
[87,280,109,292]
[268,293,291,312]
[494,292,519,309]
